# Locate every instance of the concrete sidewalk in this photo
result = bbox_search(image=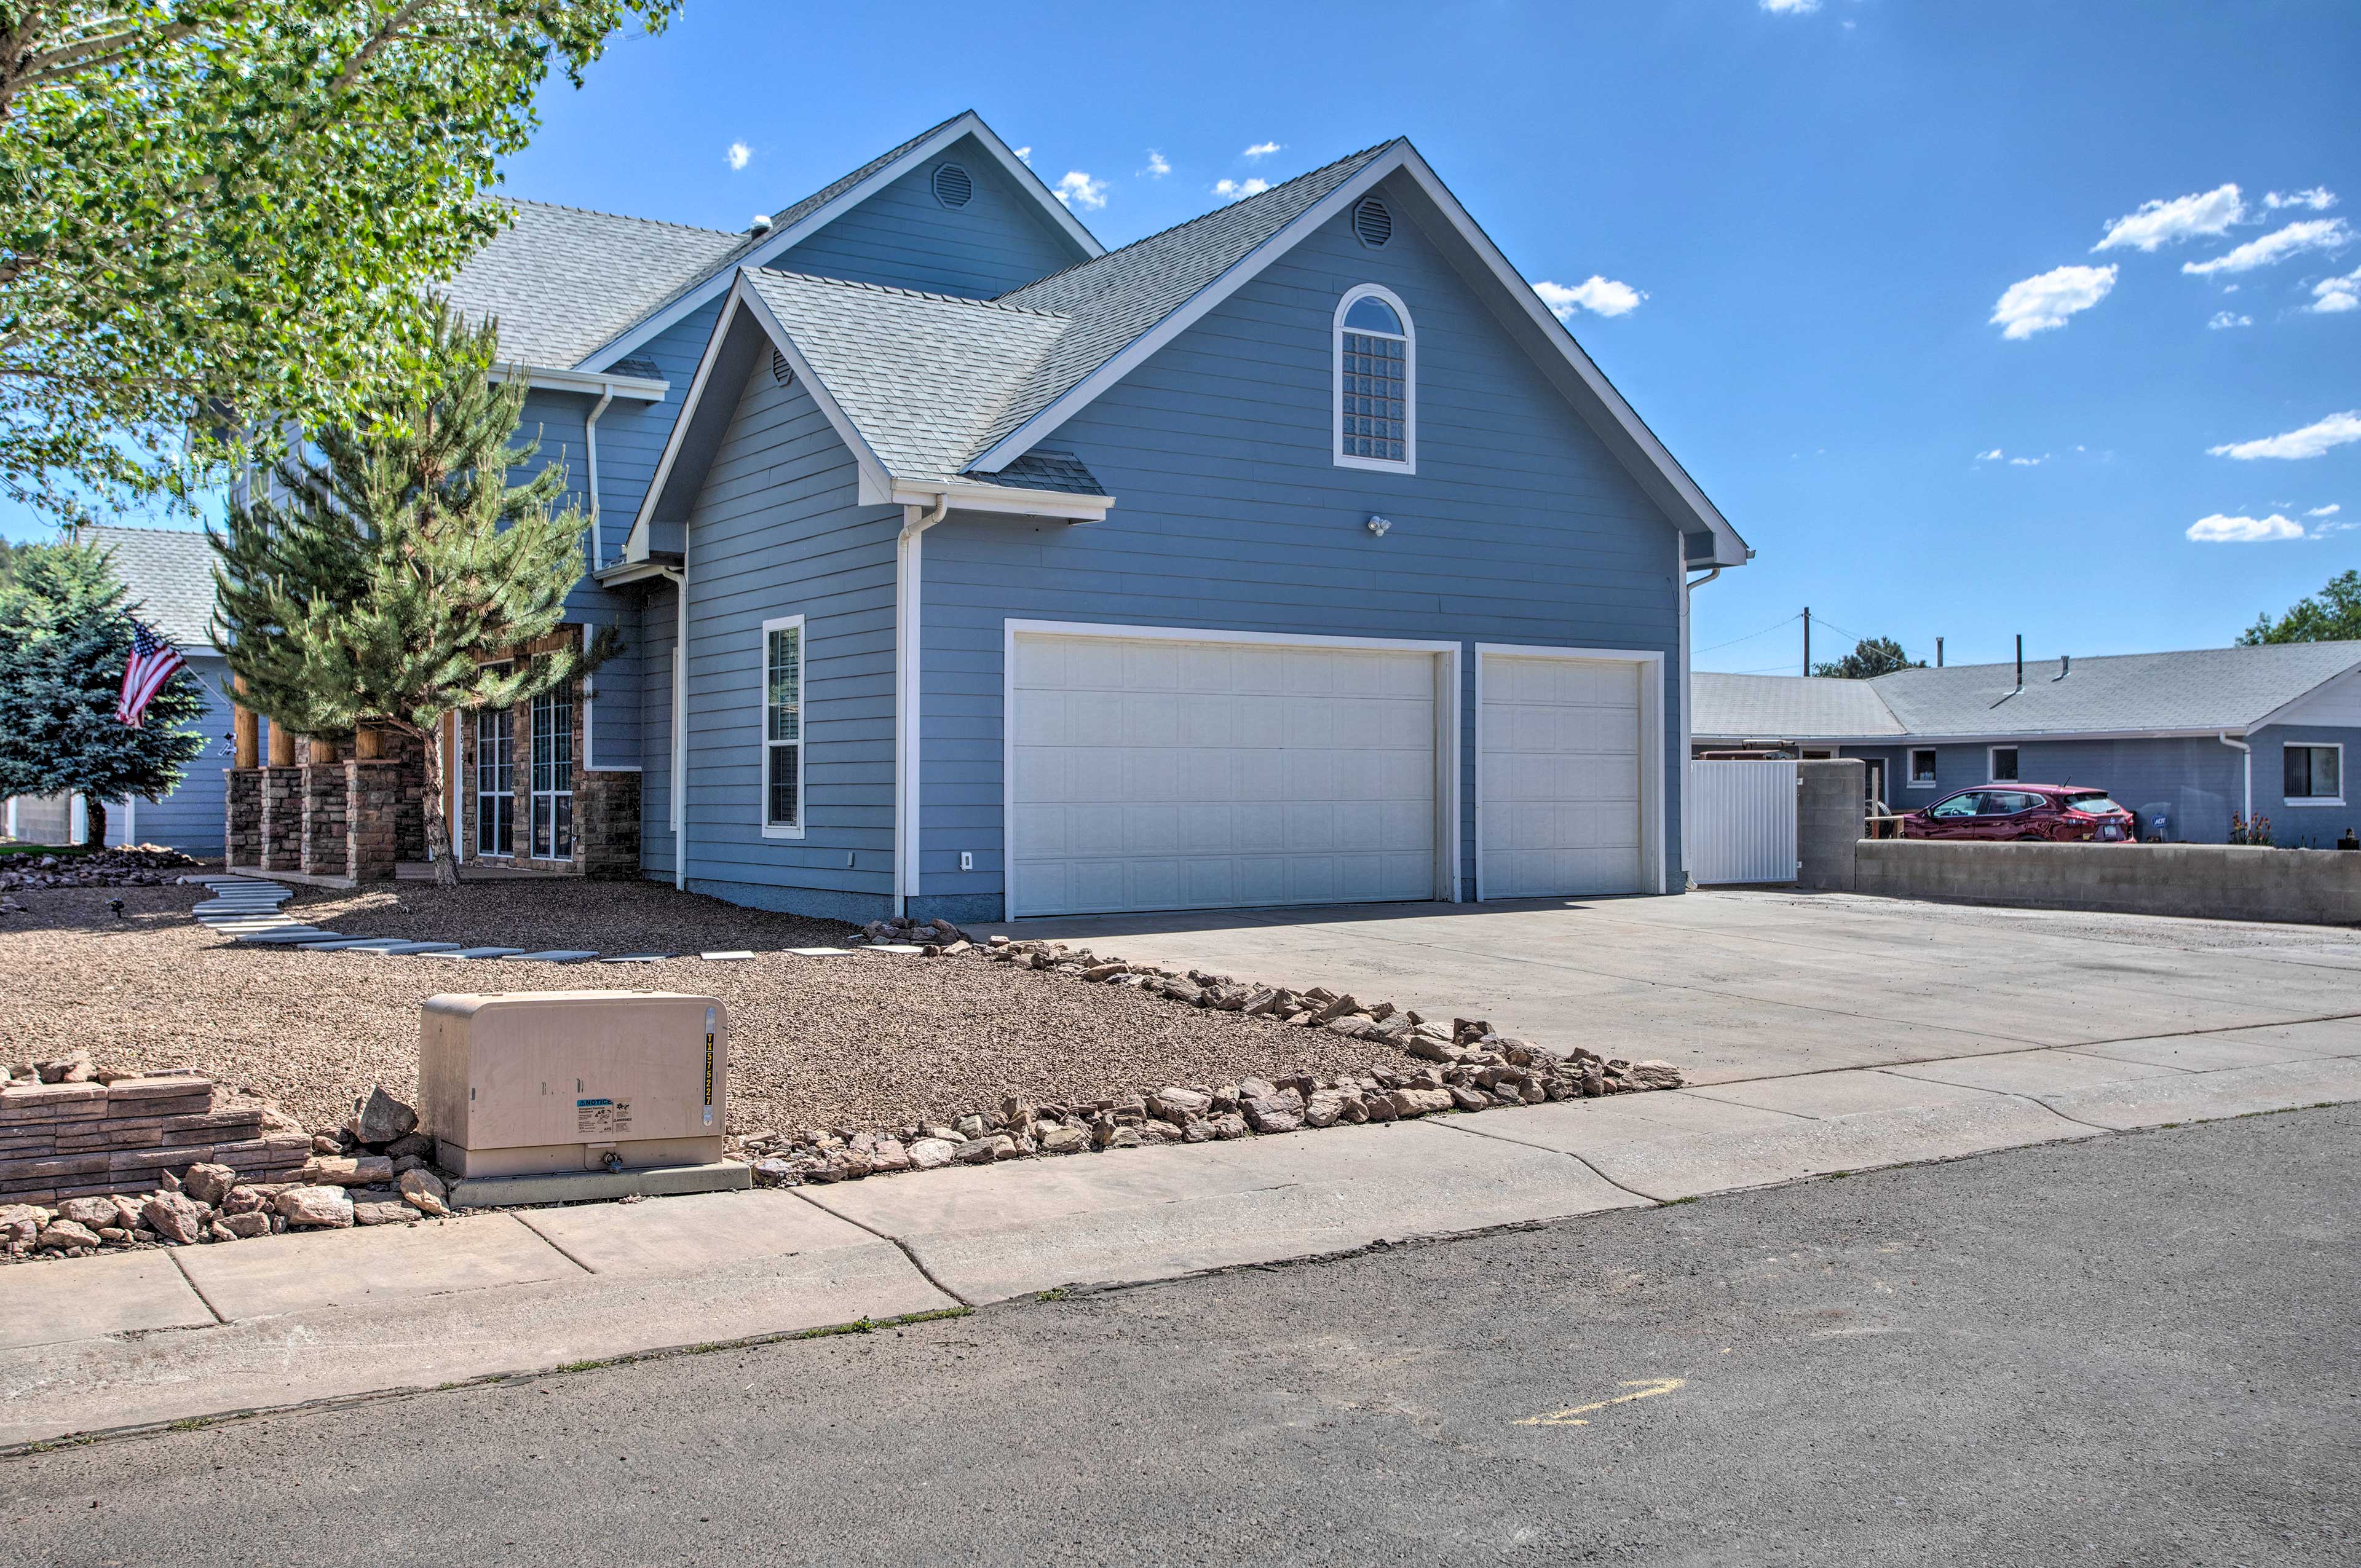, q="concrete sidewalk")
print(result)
[6,1023,2355,1448]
